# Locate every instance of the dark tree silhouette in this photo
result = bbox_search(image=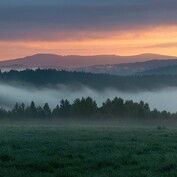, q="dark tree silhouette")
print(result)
[59,99,71,117]
[0,97,175,120]
[26,101,37,118]
[43,103,51,118]
[72,97,97,118]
